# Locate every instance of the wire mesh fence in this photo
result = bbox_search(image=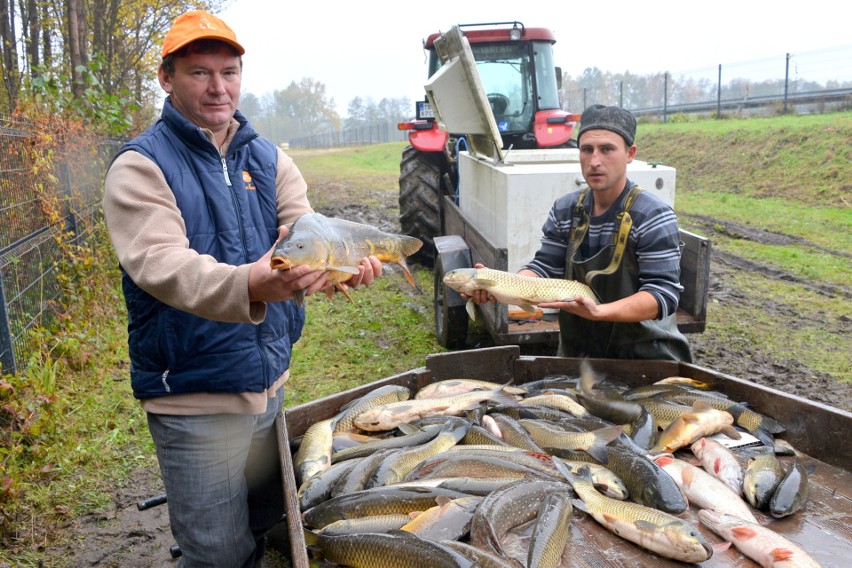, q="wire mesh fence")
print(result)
[562,45,852,119]
[0,116,122,374]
